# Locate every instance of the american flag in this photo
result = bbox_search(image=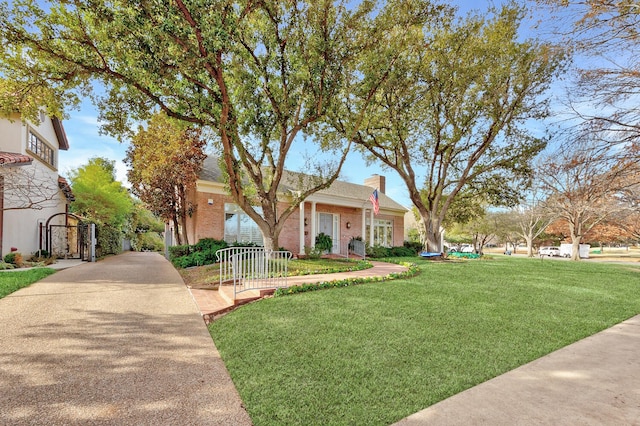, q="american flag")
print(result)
[369,189,379,215]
